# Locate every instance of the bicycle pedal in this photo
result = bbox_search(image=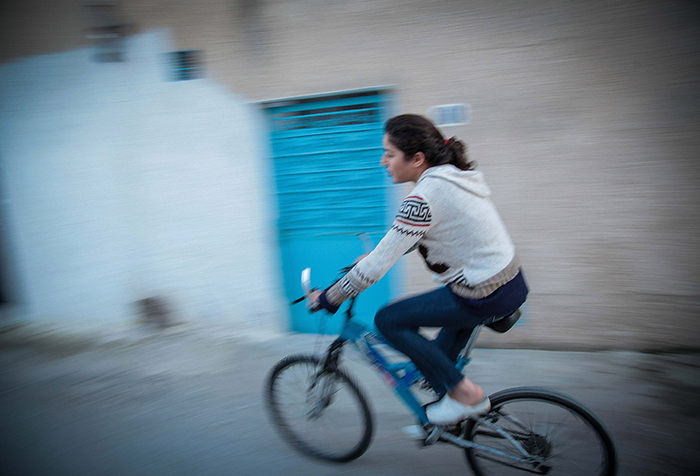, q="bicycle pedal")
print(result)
[424,426,444,446]
[401,425,426,441]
